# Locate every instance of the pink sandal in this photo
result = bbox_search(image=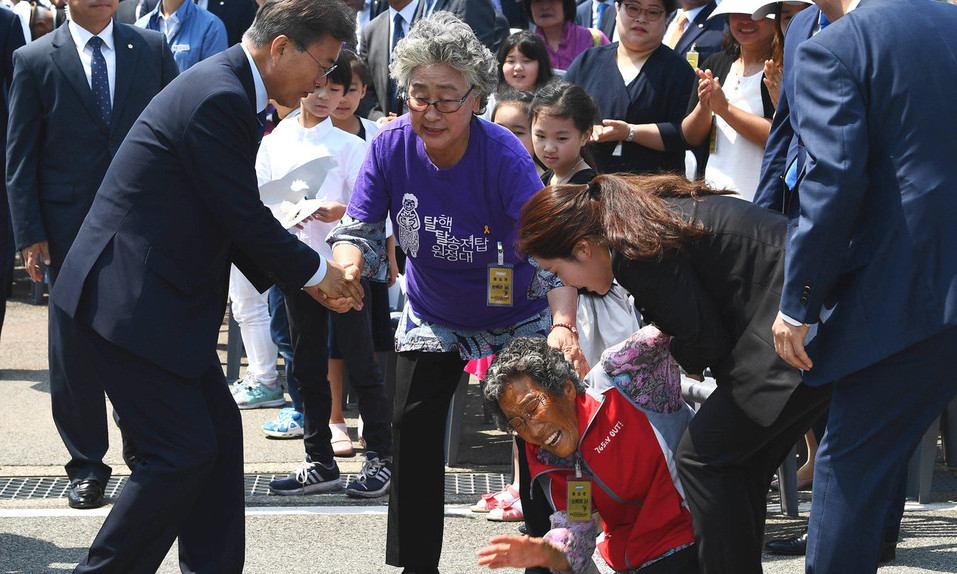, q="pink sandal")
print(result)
[471,484,520,513]
[487,499,524,522]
